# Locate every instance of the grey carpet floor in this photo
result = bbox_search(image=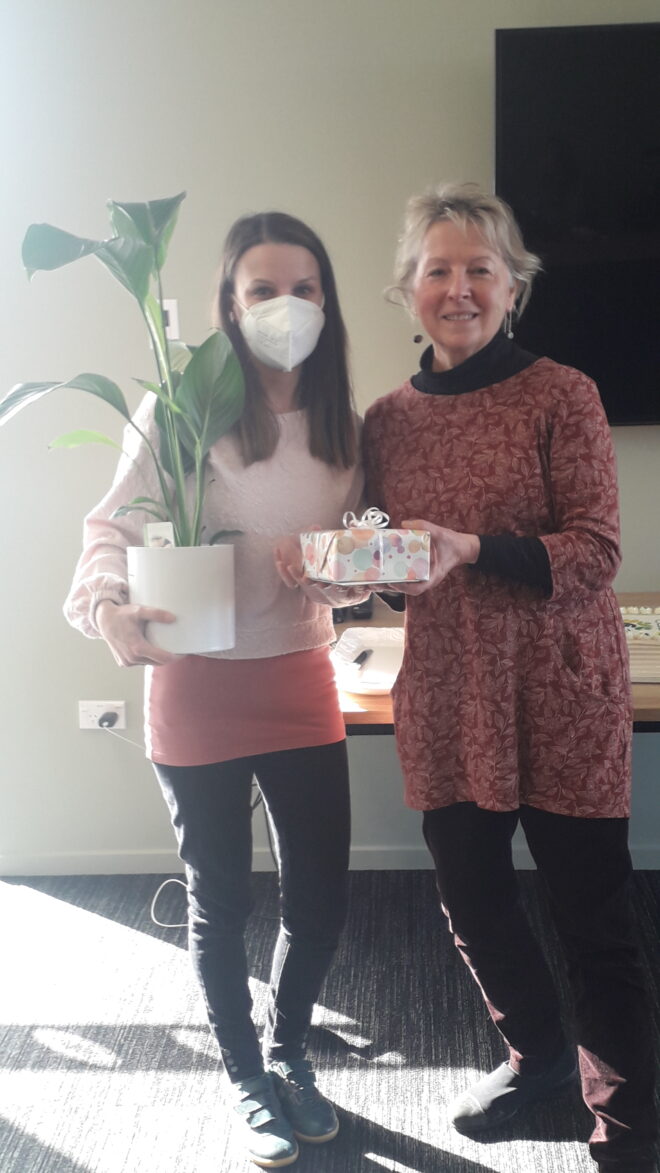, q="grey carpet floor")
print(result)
[1,870,658,1173]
